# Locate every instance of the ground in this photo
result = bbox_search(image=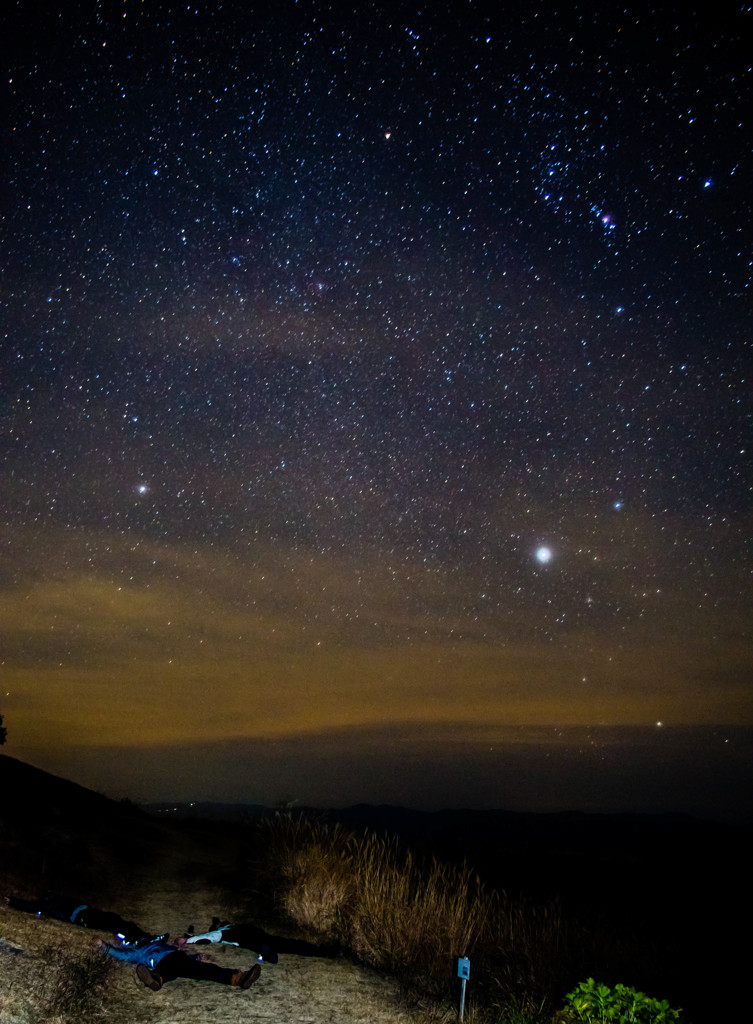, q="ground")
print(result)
[0,846,421,1024]
[111,879,417,1024]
